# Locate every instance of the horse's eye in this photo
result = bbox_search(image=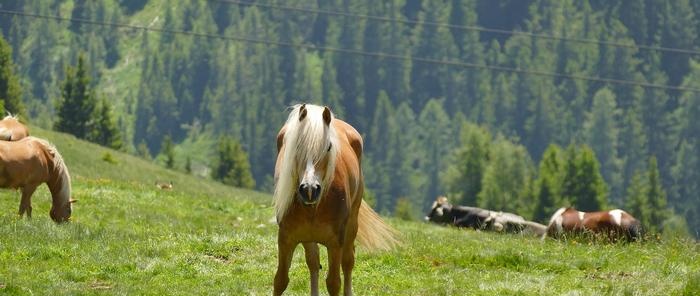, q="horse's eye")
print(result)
[327,144,332,152]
